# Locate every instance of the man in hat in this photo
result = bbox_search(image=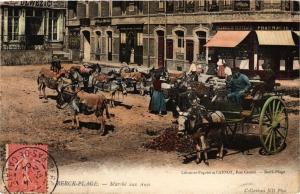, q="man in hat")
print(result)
[261,62,276,92]
[227,67,251,104]
[51,55,61,73]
